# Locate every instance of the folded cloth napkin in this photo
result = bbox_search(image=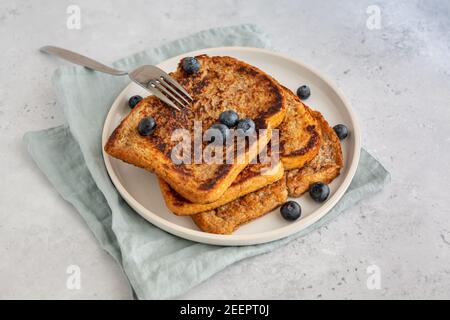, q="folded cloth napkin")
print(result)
[24,24,390,299]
